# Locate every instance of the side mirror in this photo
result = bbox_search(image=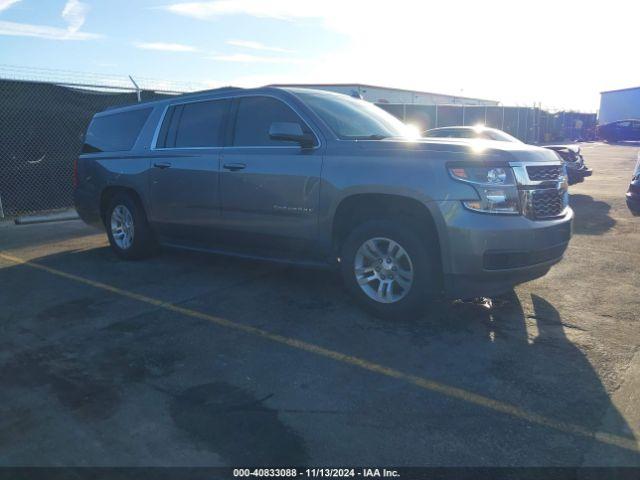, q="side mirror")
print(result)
[269,122,315,147]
